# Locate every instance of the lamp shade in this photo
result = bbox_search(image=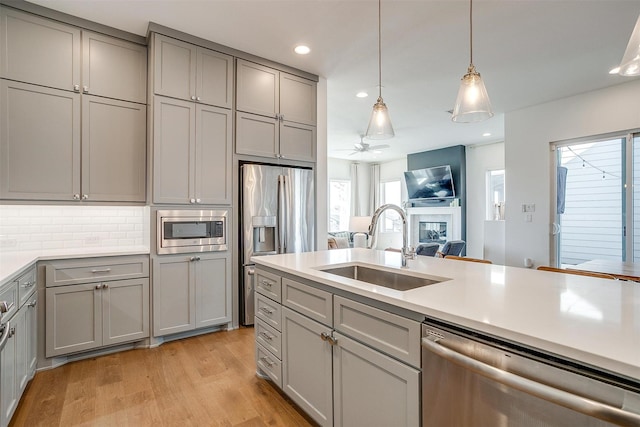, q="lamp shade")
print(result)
[451,66,494,123]
[618,14,640,76]
[349,216,372,233]
[366,97,394,139]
